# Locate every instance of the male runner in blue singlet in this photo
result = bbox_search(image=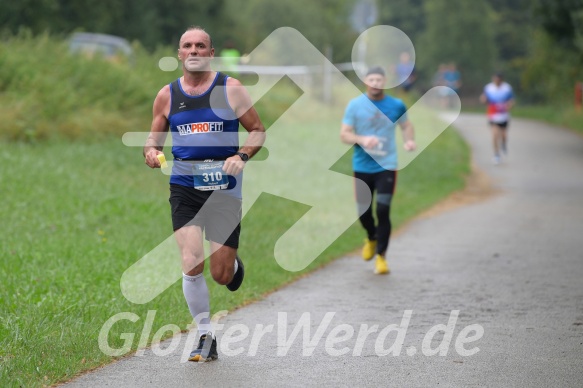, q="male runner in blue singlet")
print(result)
[144,26,265,362]
[340,66,416,275]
